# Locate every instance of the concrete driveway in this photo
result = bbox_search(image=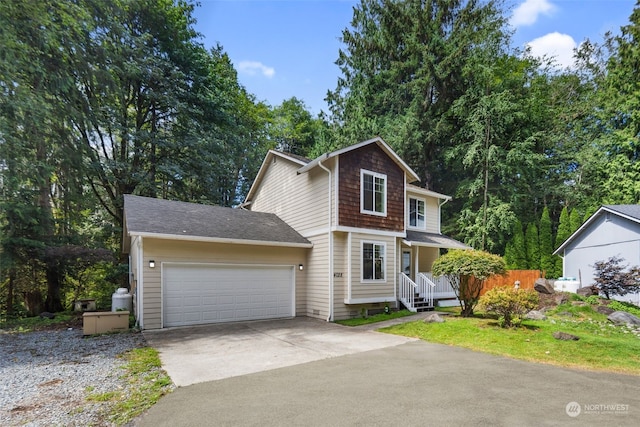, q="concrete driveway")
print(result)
[142,317,415,386]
